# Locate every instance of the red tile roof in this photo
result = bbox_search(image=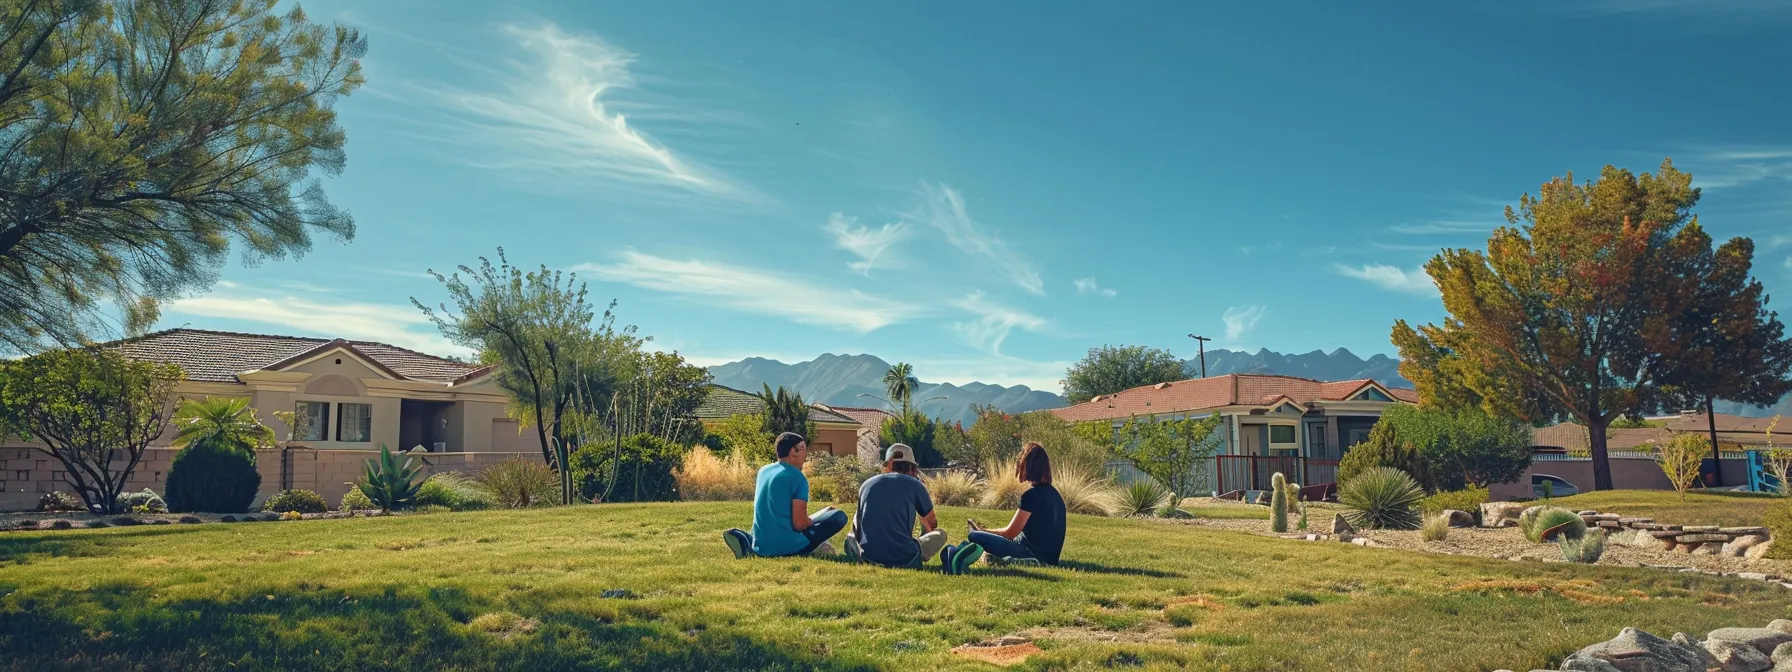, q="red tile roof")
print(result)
[1049,374,1418,423]
[815,405,895,429]
[102,329,484,384]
